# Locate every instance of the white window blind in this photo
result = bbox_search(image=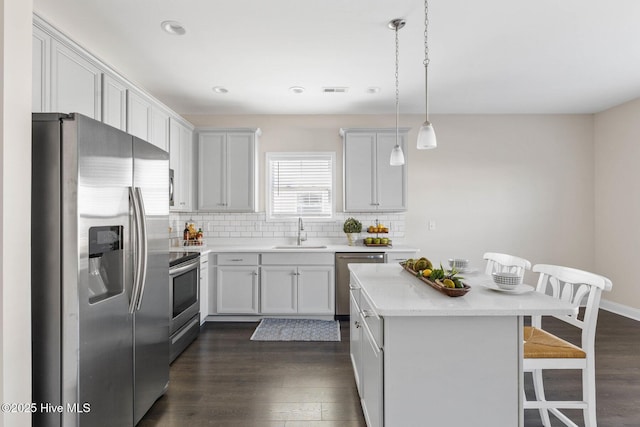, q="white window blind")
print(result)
[267,153,334,219]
